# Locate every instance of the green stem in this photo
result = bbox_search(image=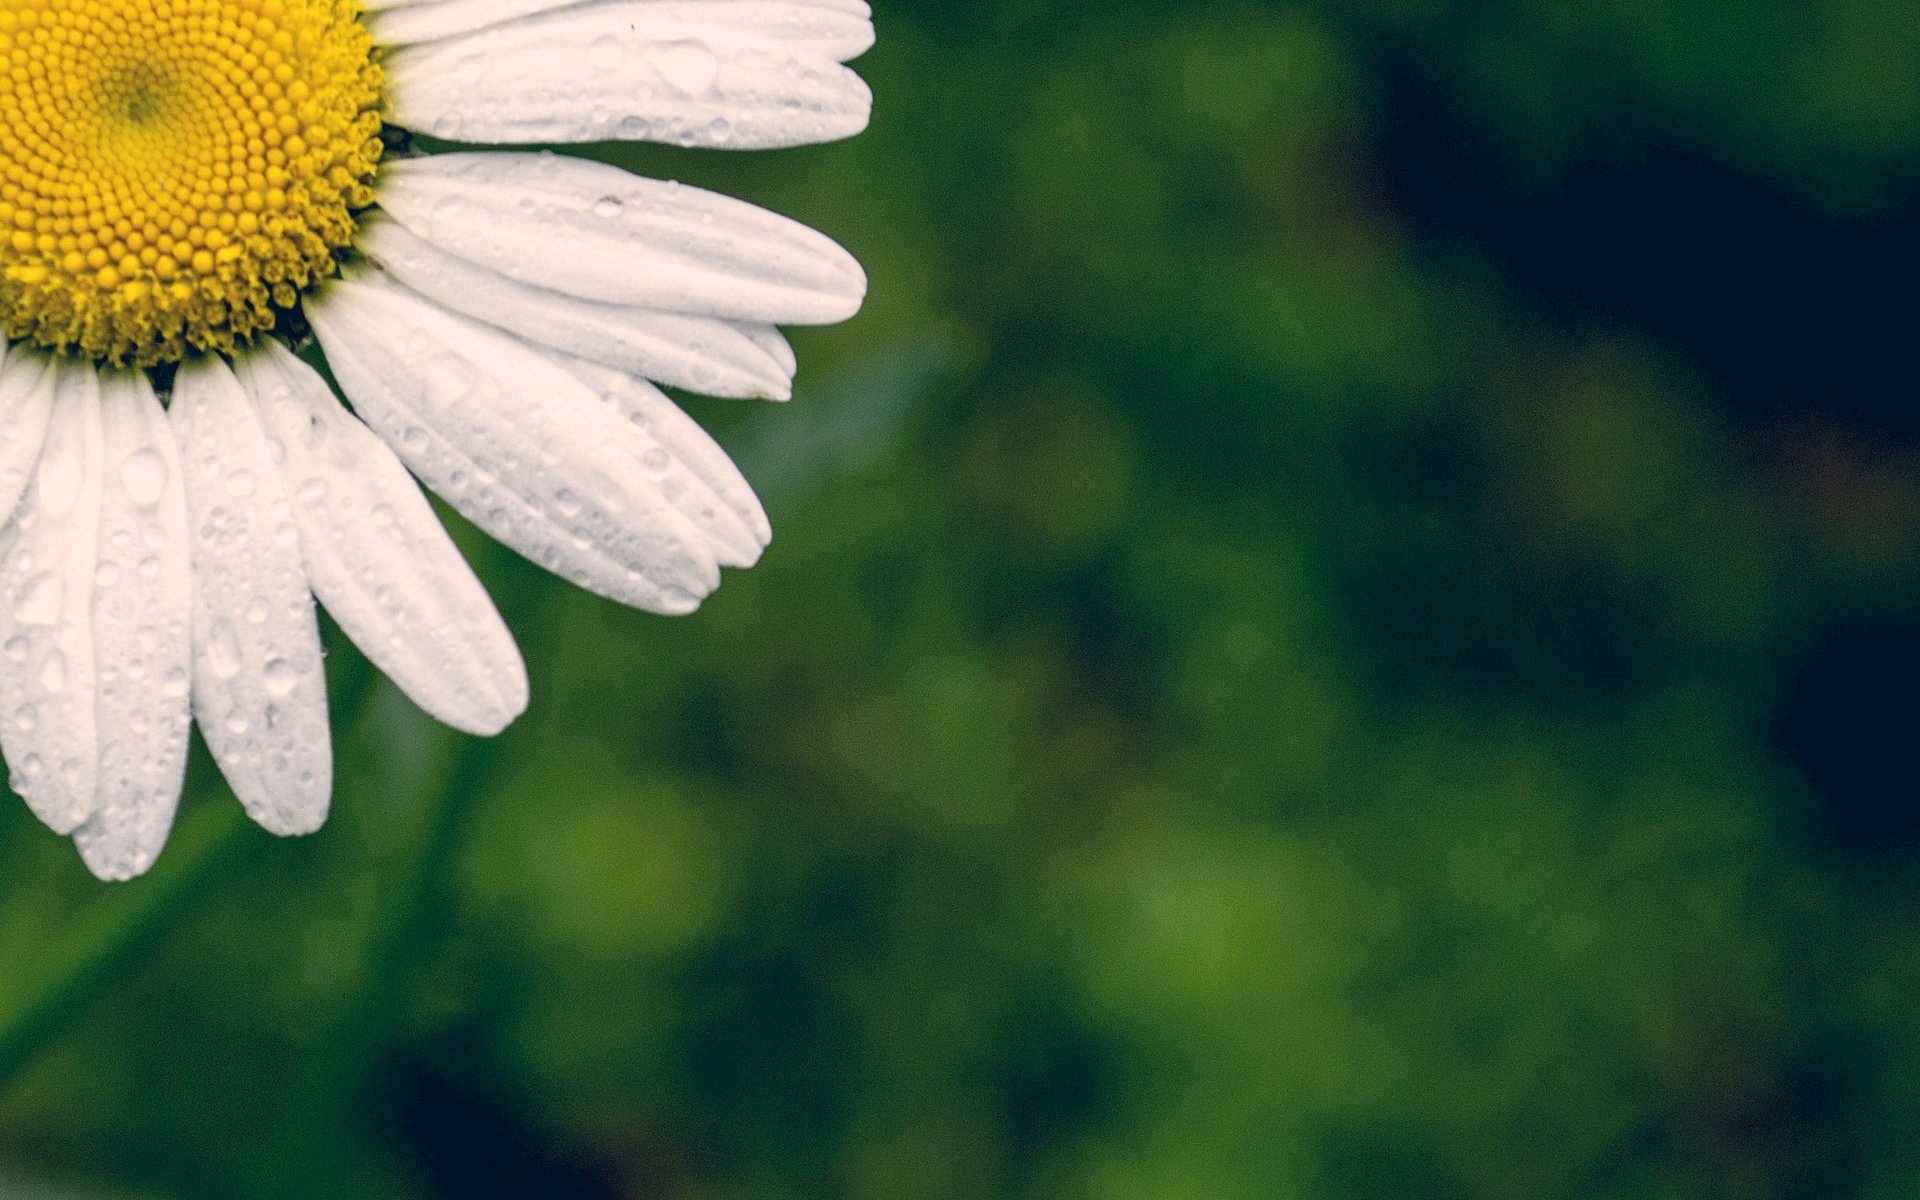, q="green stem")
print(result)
[0,806,247,1088]
[272,553,548,1194]
[274,724,510,1192]
[0,640,377,1091]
